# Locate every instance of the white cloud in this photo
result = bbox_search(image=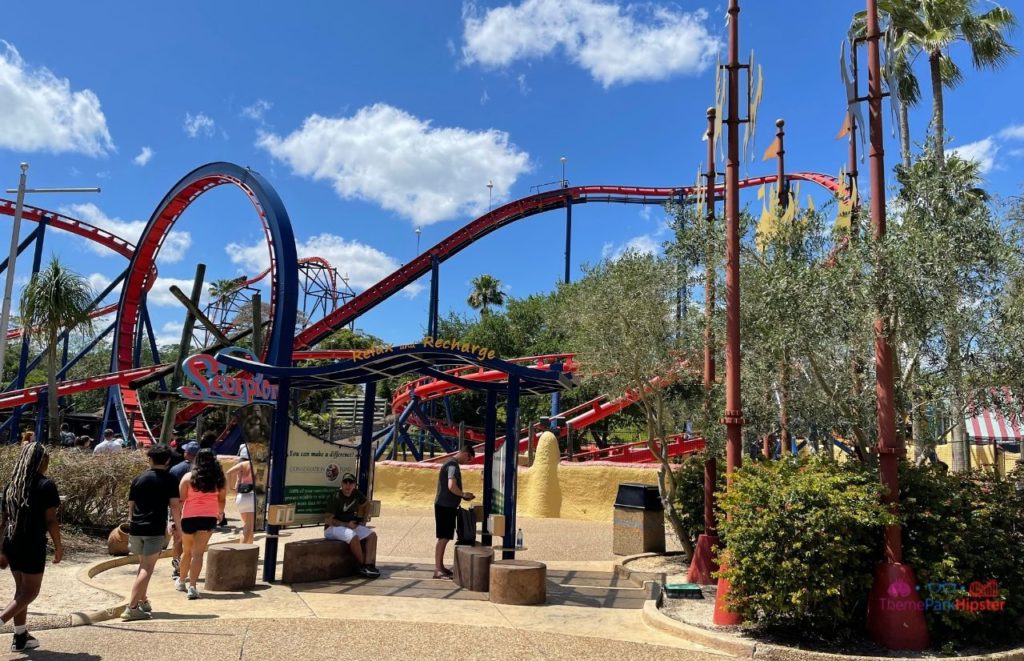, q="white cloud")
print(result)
[183,112,215,138]
[461,0,720,87]
[517,73,530,95]
[998,124,1024,141]
[257,104,531,225]
[241,99,272,122]
[148,277,212,307]
[601,234,661,260]
[155,320,187,347]
[63,203,192,263]
[133,146,154,166]
[87,272,116,296]
[0,41,113,156]
[948,137,998,174]
[480,89,490,105]
[225,232,423,299]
